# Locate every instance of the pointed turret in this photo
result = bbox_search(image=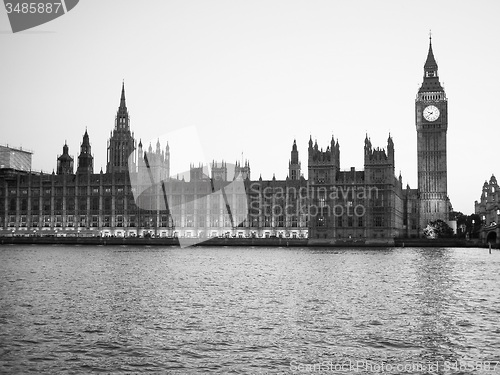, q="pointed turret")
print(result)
[289,139,300,180]
[116,82,129,124]
[57,141,74,175]
[119,81,127,111]
[364,134,372,156]
[290,139,299,164]
[489,174,497,185]
[77,129,94,174]
[424,36,438,72]
[419,35,443,93]
[387,133,394,162]
[82,129,90,149]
